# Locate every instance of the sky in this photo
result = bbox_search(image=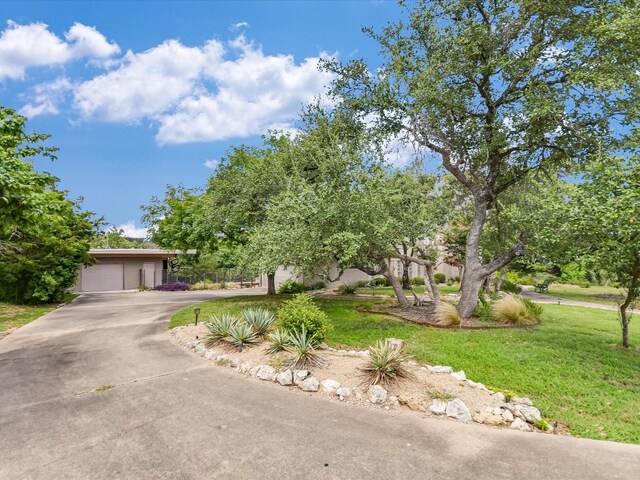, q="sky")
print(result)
[0,0,403,237]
